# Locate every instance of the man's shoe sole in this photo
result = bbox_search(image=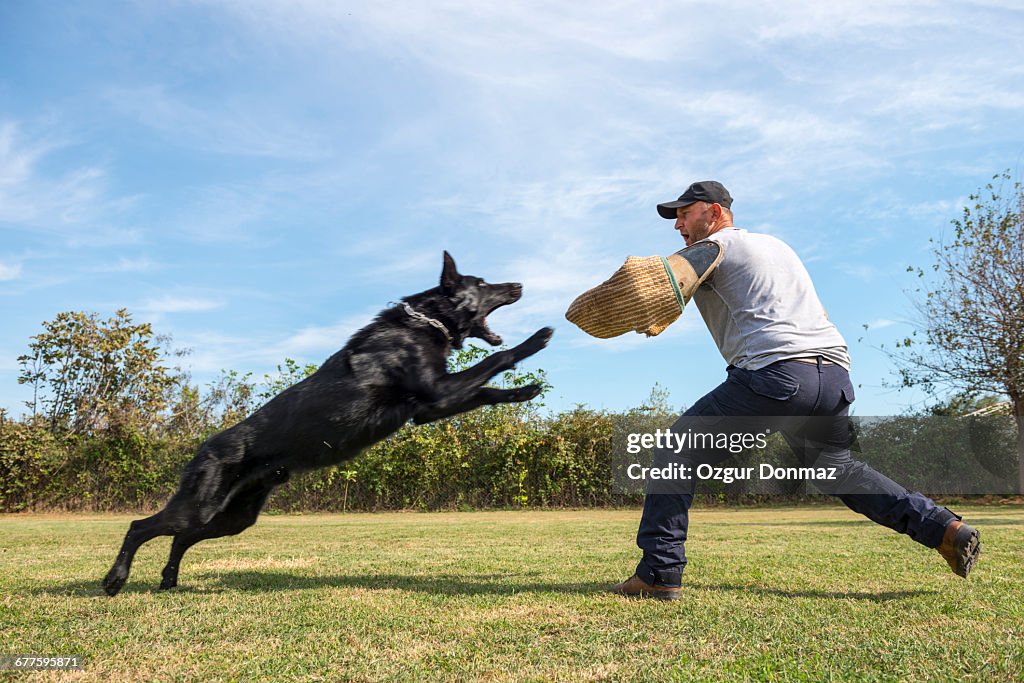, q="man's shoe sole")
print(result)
[949,523,981,579]
[611,575,681,601]
[613,588,680,601]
